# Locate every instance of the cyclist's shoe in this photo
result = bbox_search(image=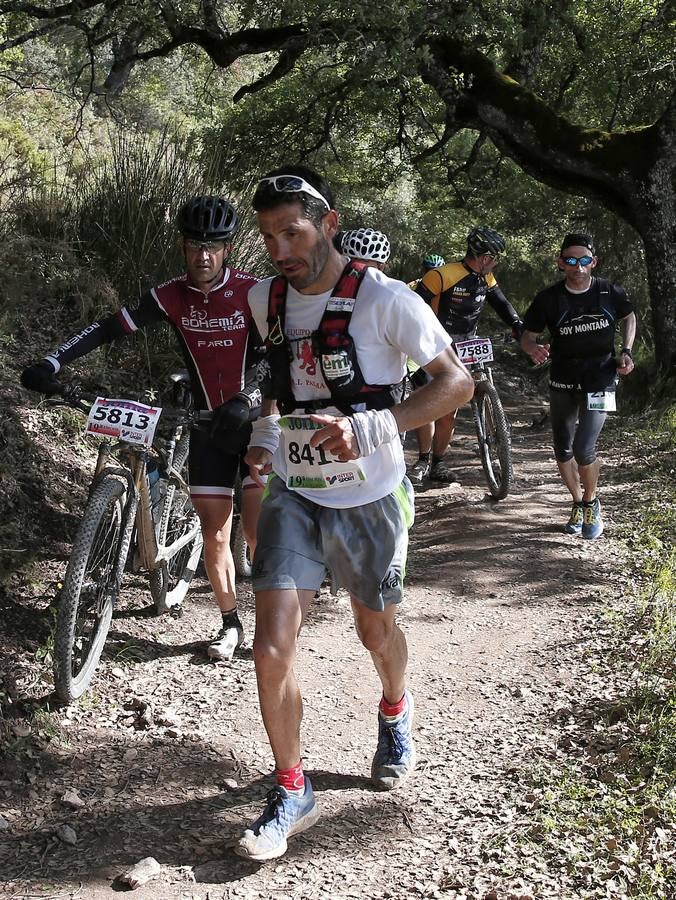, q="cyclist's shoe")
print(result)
[582,498,604,540]
[407,459,430,485]
[235,778,319,861]
[563,502,584,535]
[207,621,244,661]
[428,461,460,484]
[371,691,416,791]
